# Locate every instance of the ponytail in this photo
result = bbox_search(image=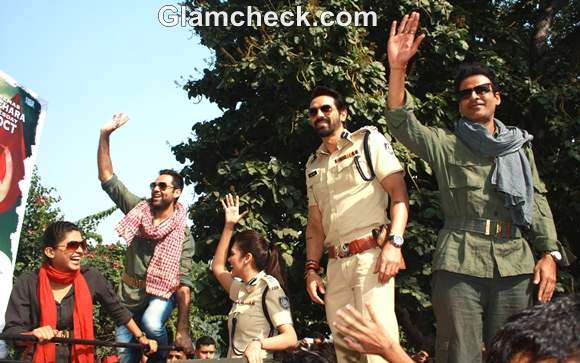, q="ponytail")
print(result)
[232,230,288,292]
[265,243,288,292]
